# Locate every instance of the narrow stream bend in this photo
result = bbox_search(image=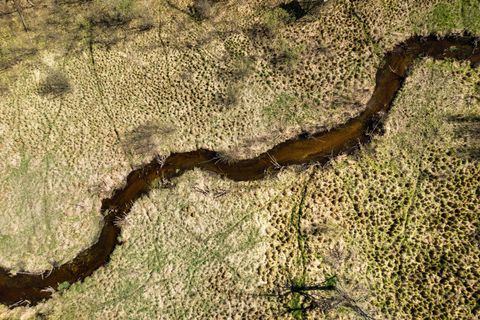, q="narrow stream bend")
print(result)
[1,35,479,308]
